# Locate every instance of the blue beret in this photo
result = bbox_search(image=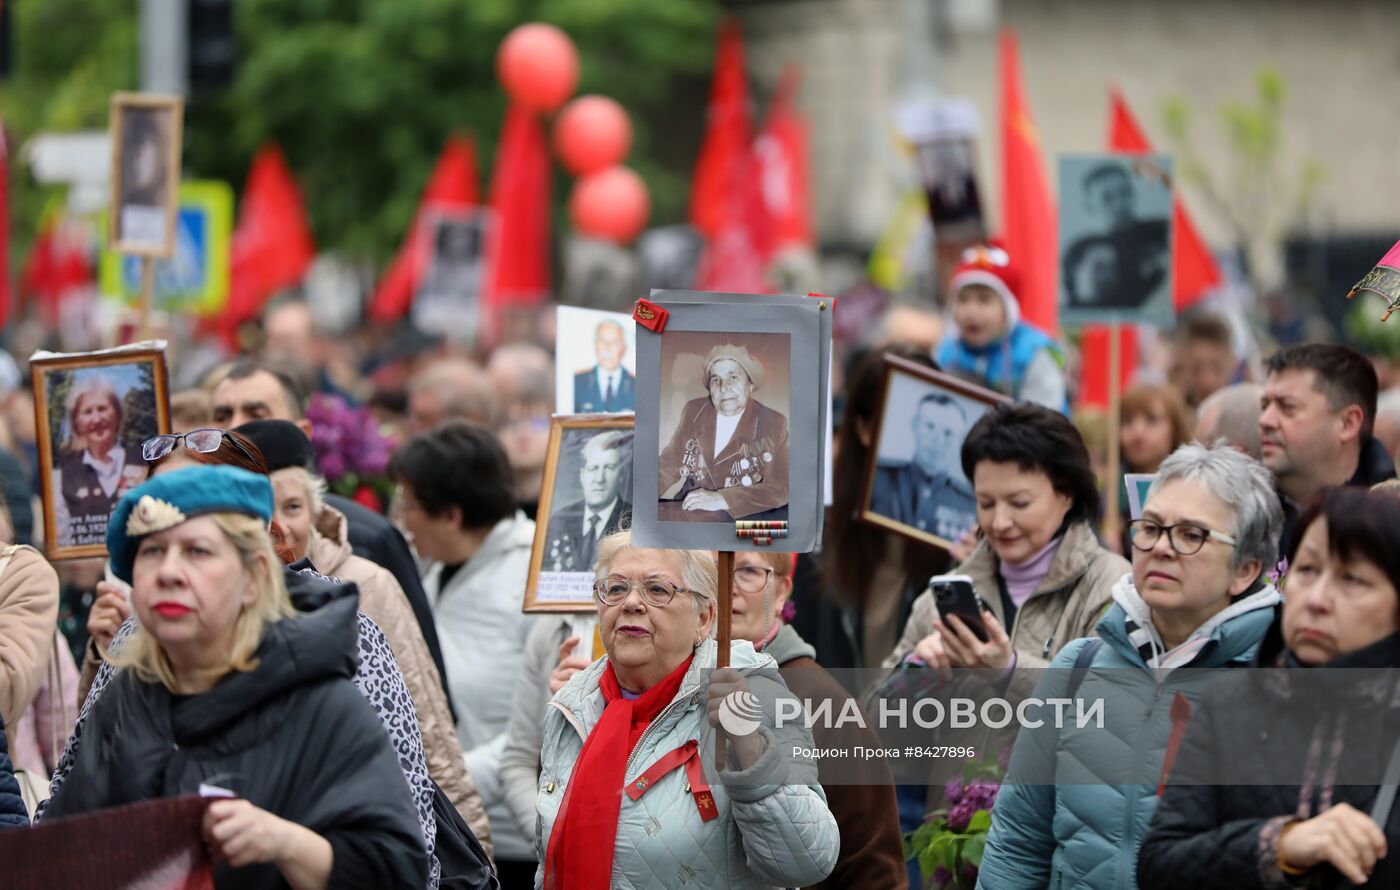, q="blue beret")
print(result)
[107,465,275,584]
